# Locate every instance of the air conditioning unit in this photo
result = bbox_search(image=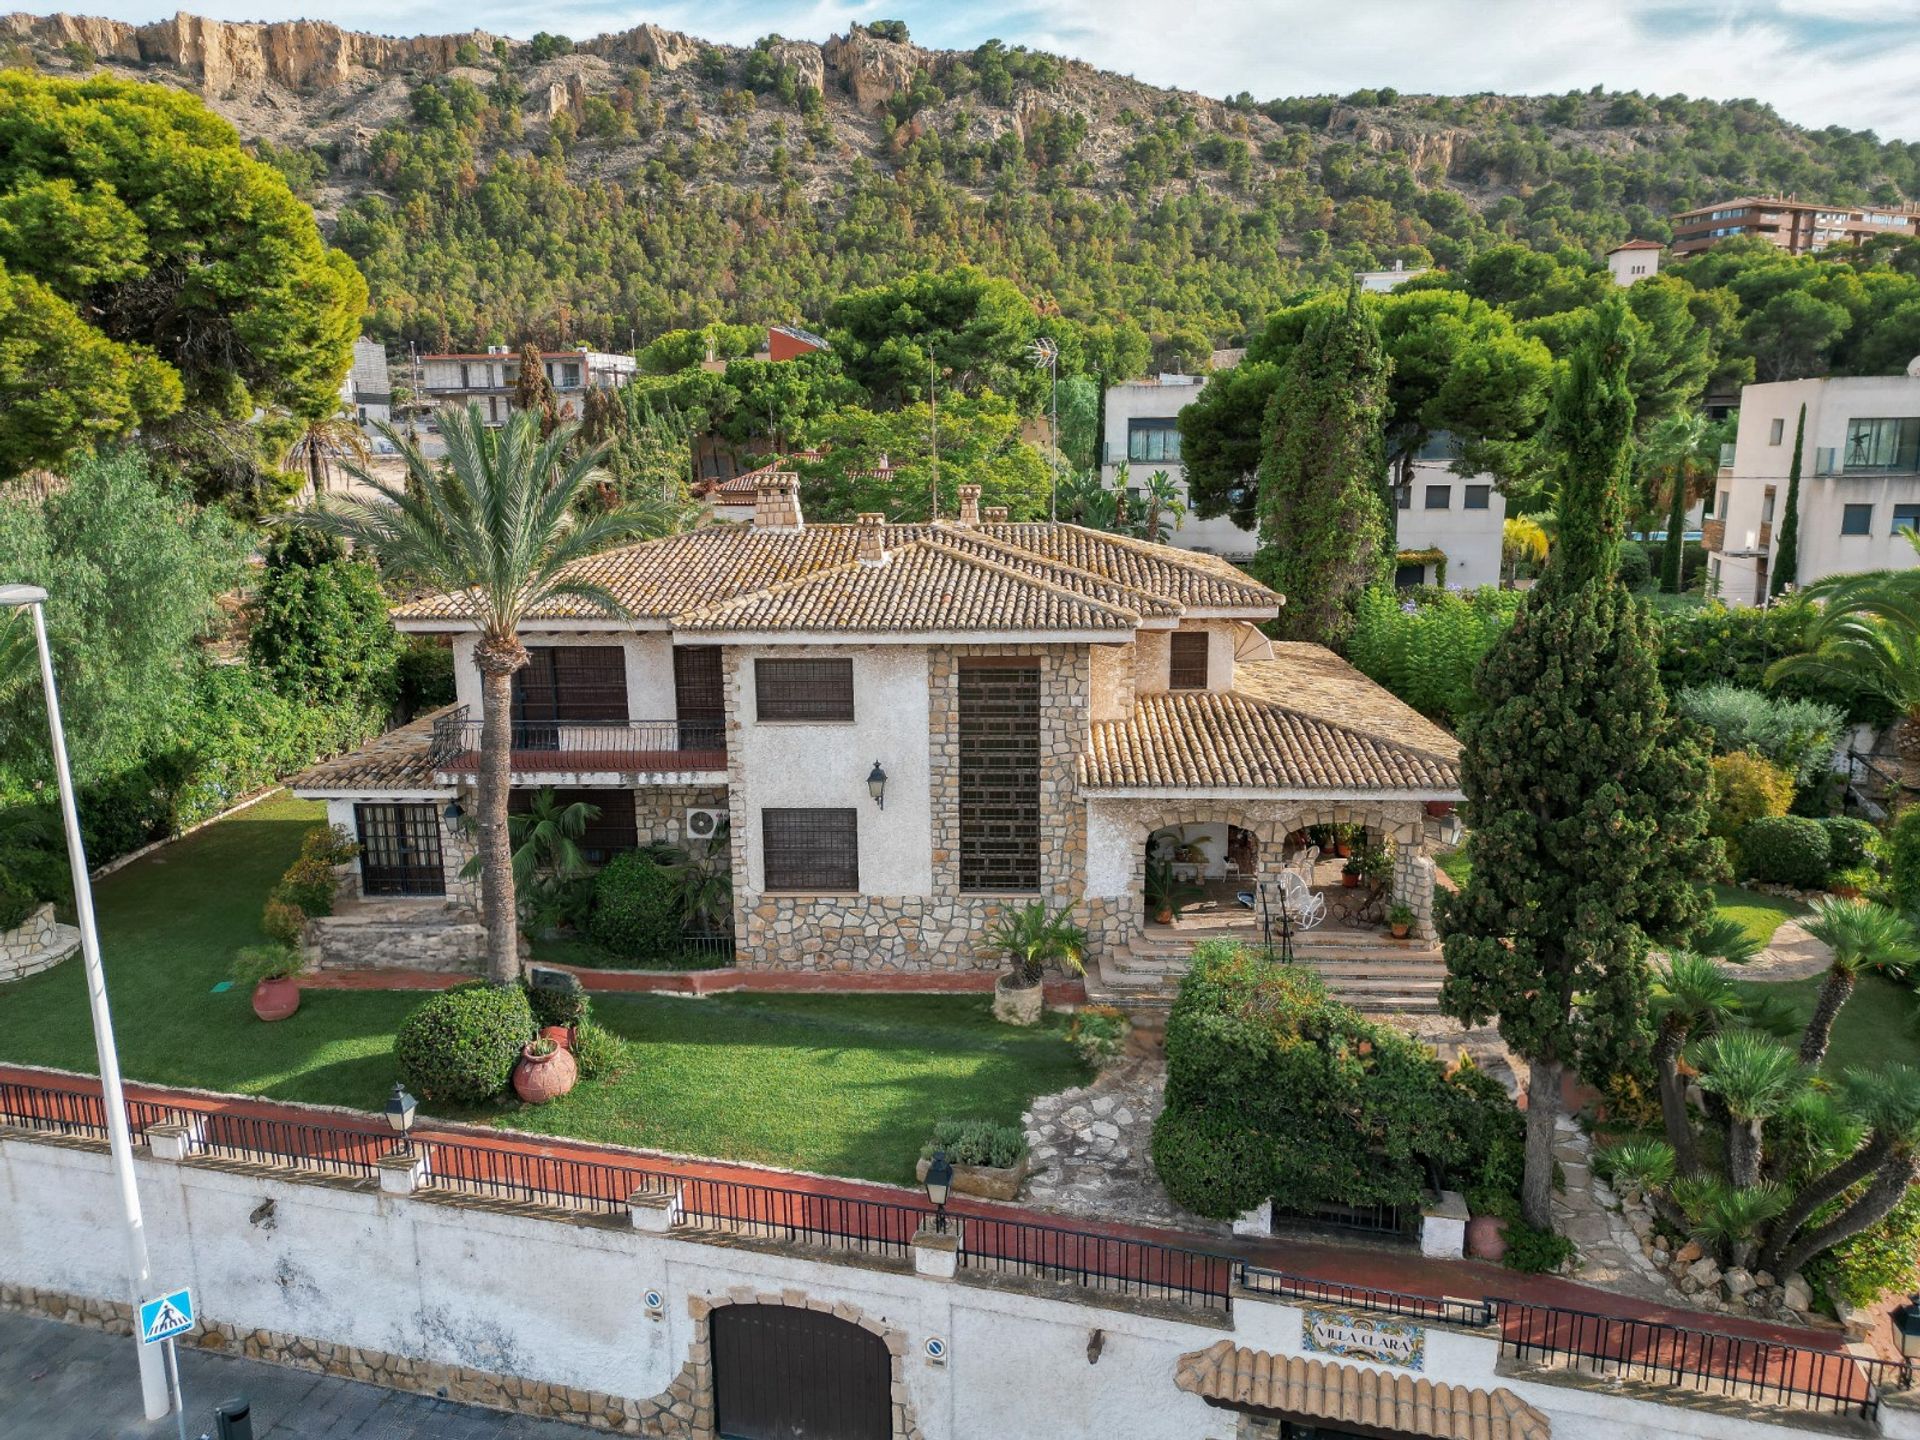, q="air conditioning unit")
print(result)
[684,808,728,842]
